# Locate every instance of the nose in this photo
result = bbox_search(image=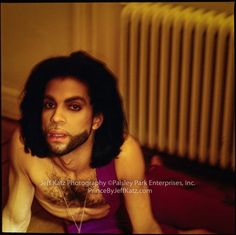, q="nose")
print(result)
[50,107,66,124]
